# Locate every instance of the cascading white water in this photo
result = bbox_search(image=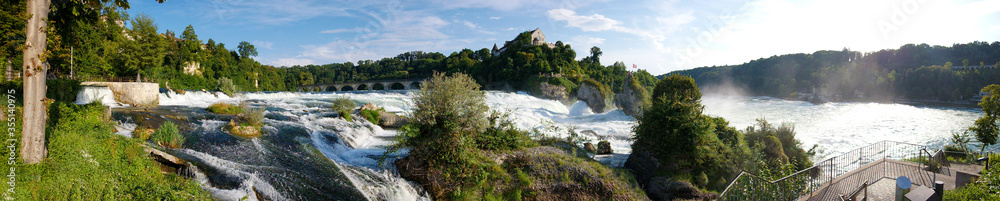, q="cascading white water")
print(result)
[75,85,121,106]
[123,89,986,200]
